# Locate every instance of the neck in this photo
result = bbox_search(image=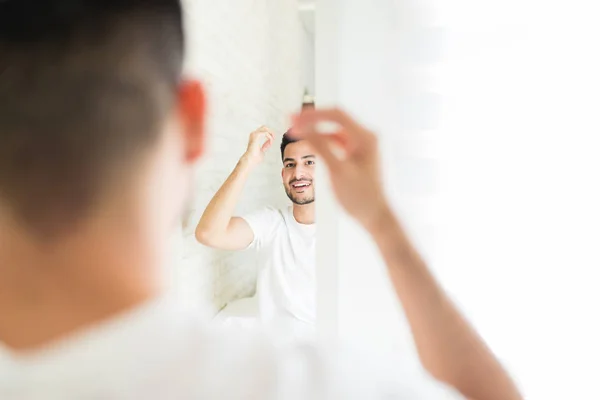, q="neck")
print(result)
[293,202,315,224]
[0,210,165,351]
